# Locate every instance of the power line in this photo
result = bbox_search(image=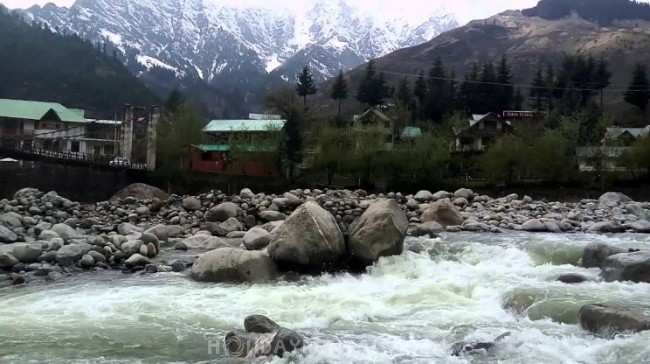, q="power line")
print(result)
[378,70,649,93]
